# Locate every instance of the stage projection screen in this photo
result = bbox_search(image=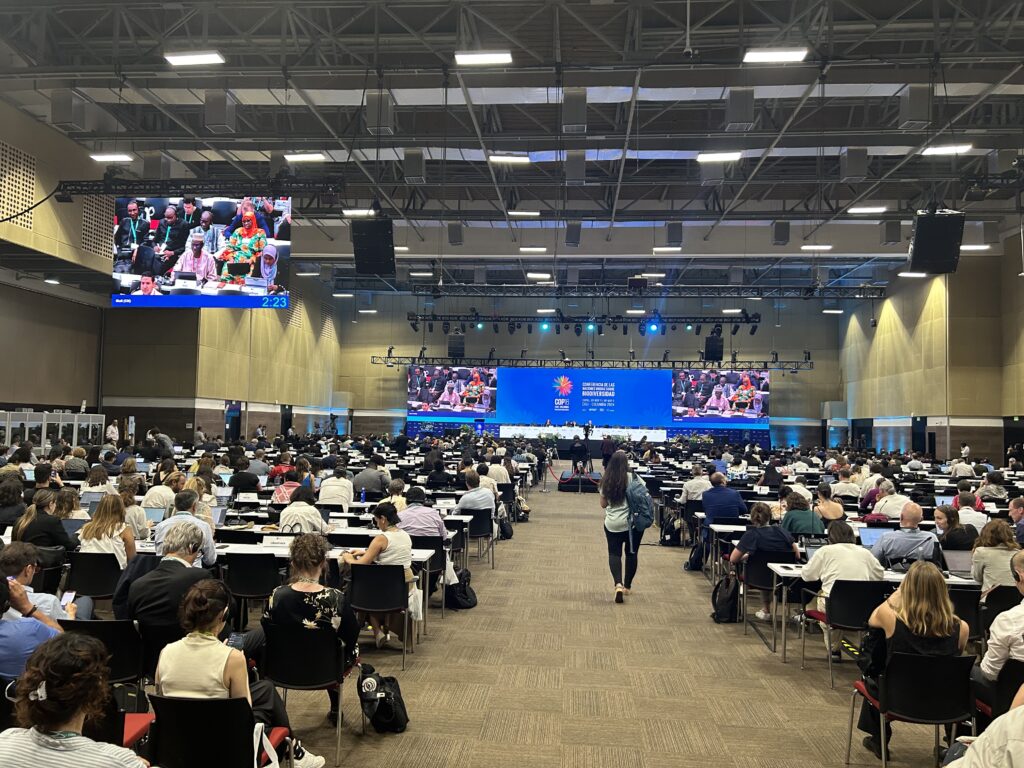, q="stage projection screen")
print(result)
[405,366,769,427]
